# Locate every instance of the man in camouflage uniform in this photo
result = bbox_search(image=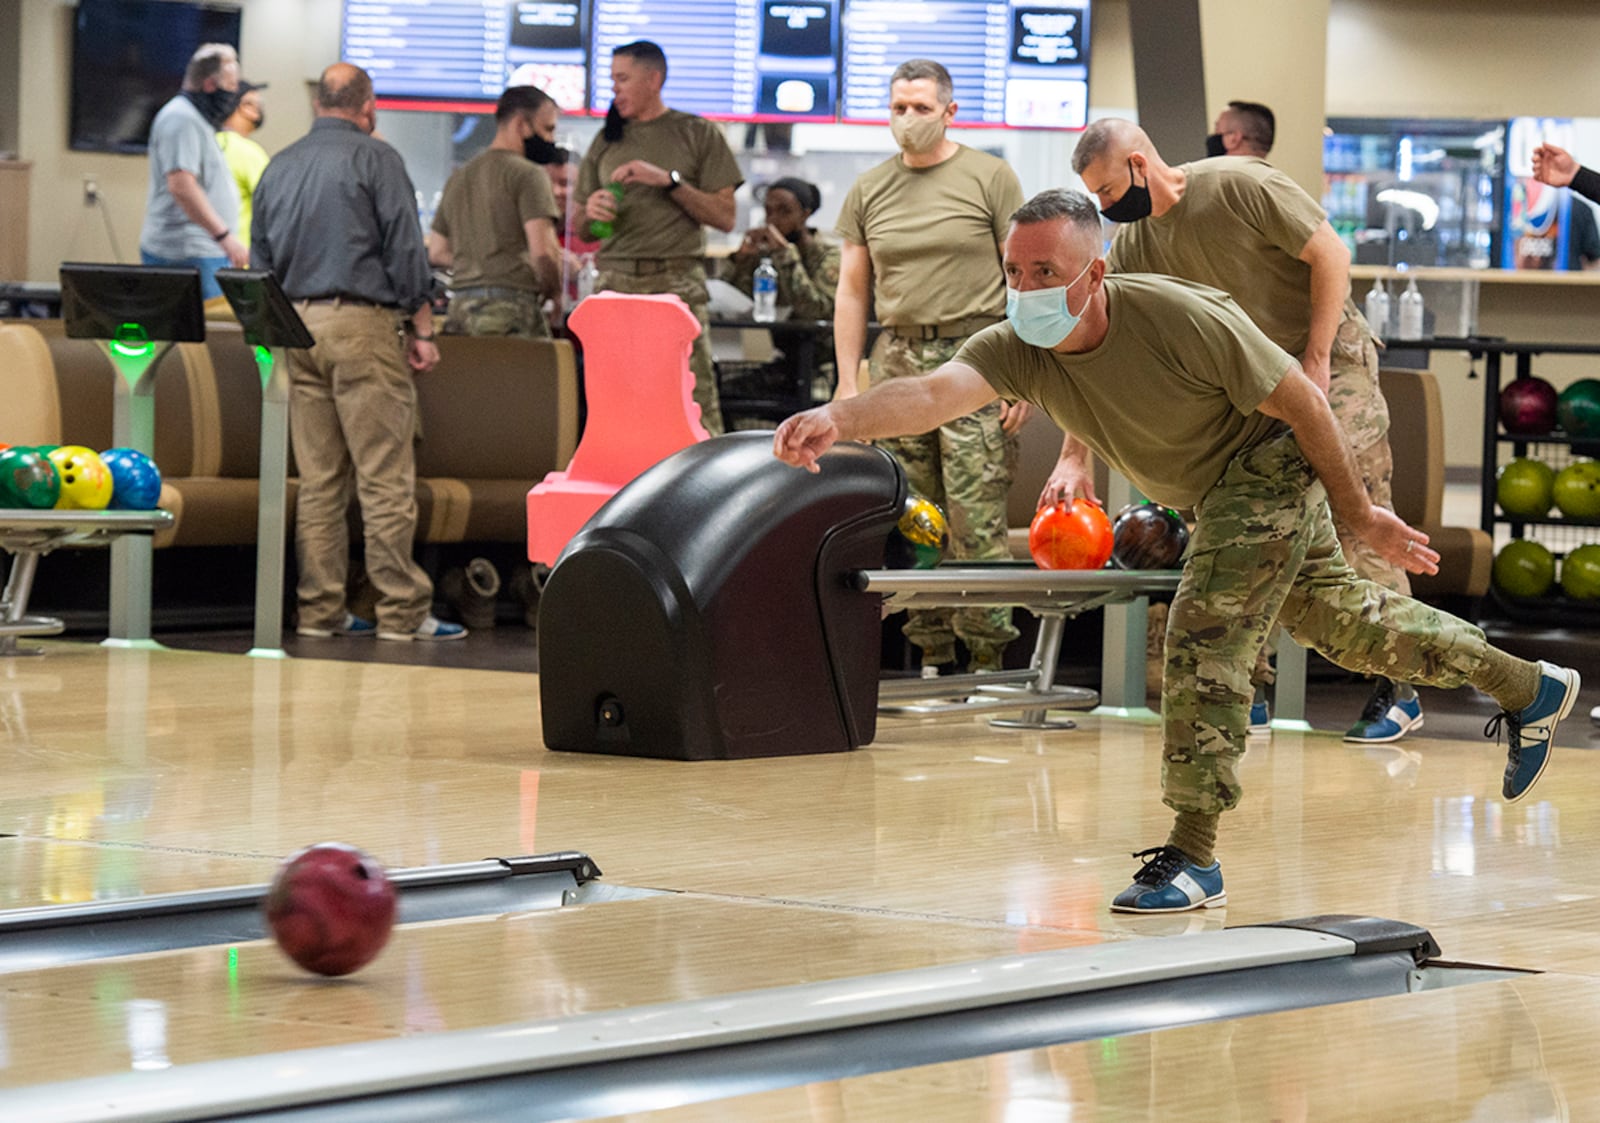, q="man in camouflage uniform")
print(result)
[578,40,743,435]
[833,59,1026,673]
[429,86,562,338]
[774,189,1579,913]
[1070,118,1418,744]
